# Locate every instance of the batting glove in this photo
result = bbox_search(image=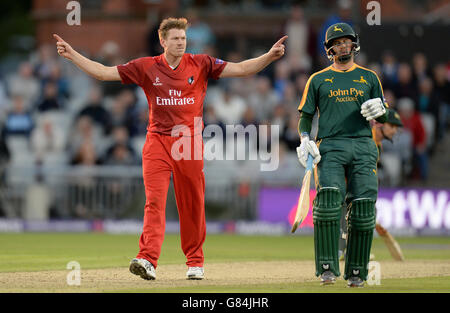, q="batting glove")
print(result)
[296,135,321,168]
[360,97,386,121]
